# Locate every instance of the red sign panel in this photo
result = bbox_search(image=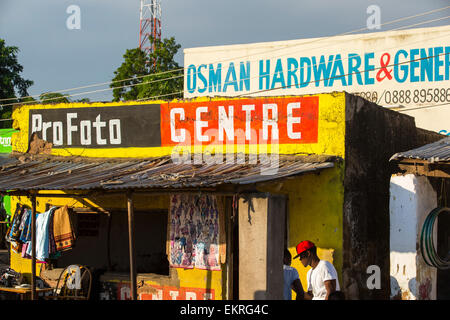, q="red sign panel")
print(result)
[140,285,215,300]
[160,97,319,147]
